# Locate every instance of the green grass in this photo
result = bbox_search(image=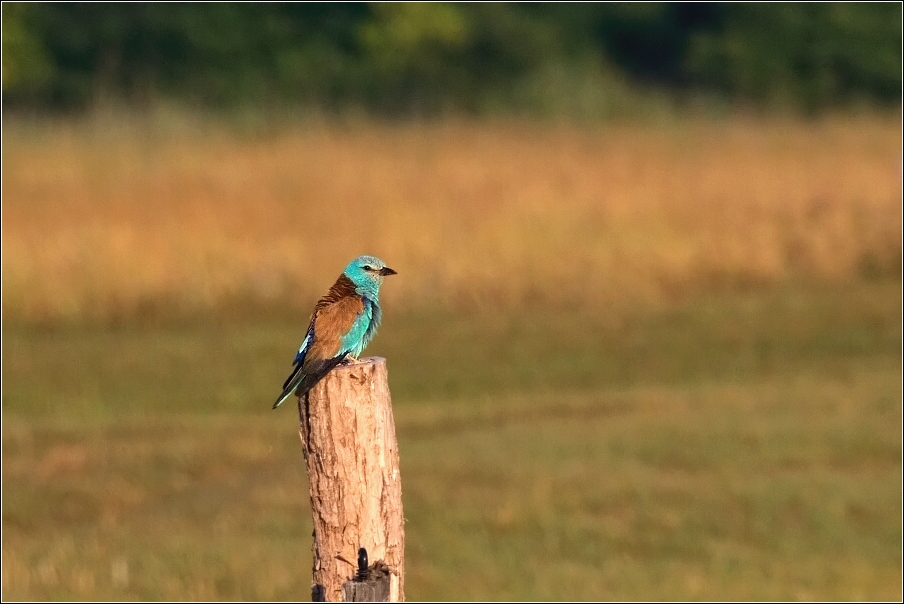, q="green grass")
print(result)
[2,281,901,600]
